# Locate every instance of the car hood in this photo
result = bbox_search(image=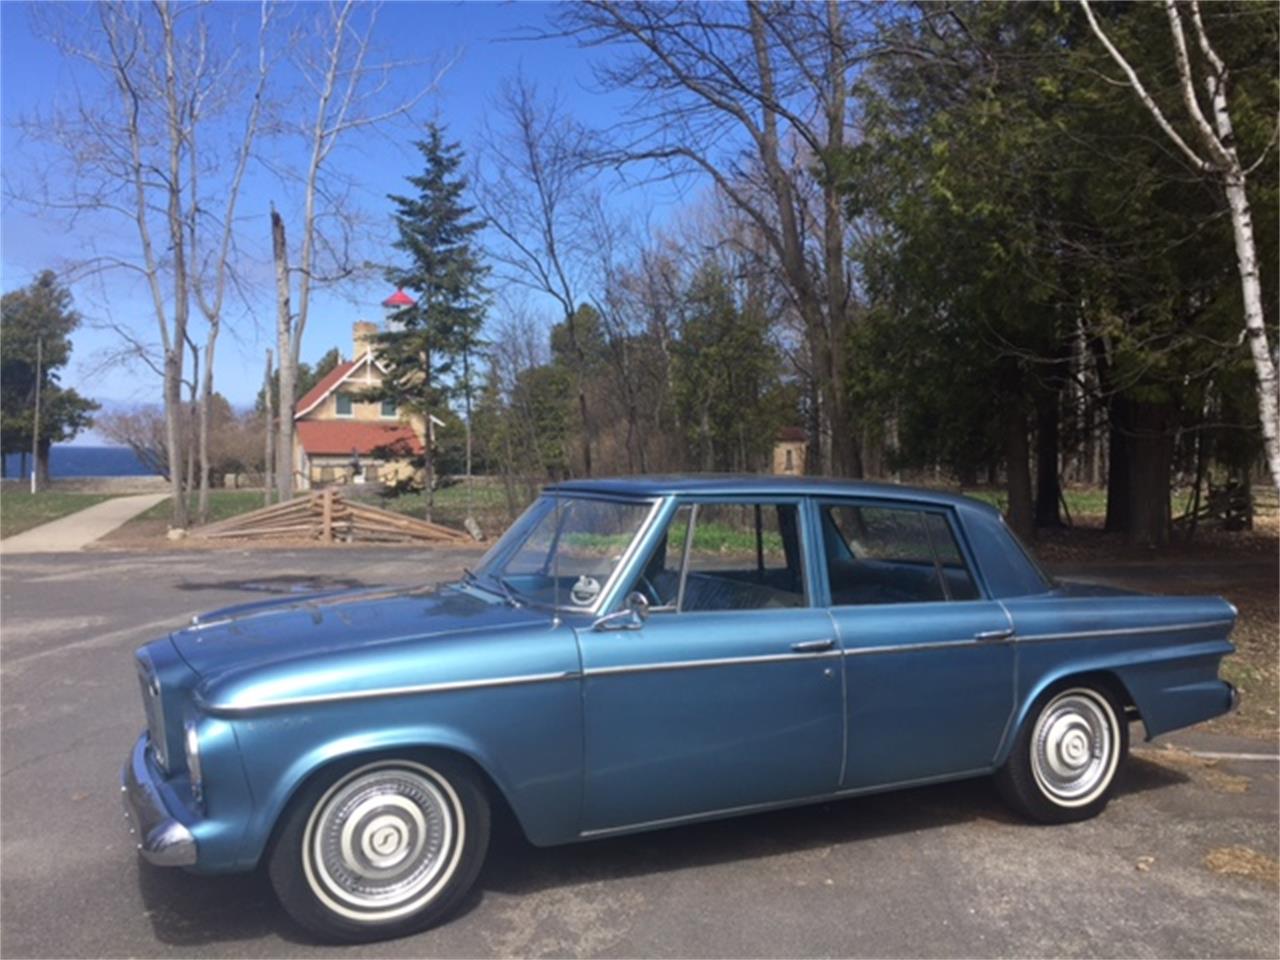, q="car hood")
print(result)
[169,583,550,685]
